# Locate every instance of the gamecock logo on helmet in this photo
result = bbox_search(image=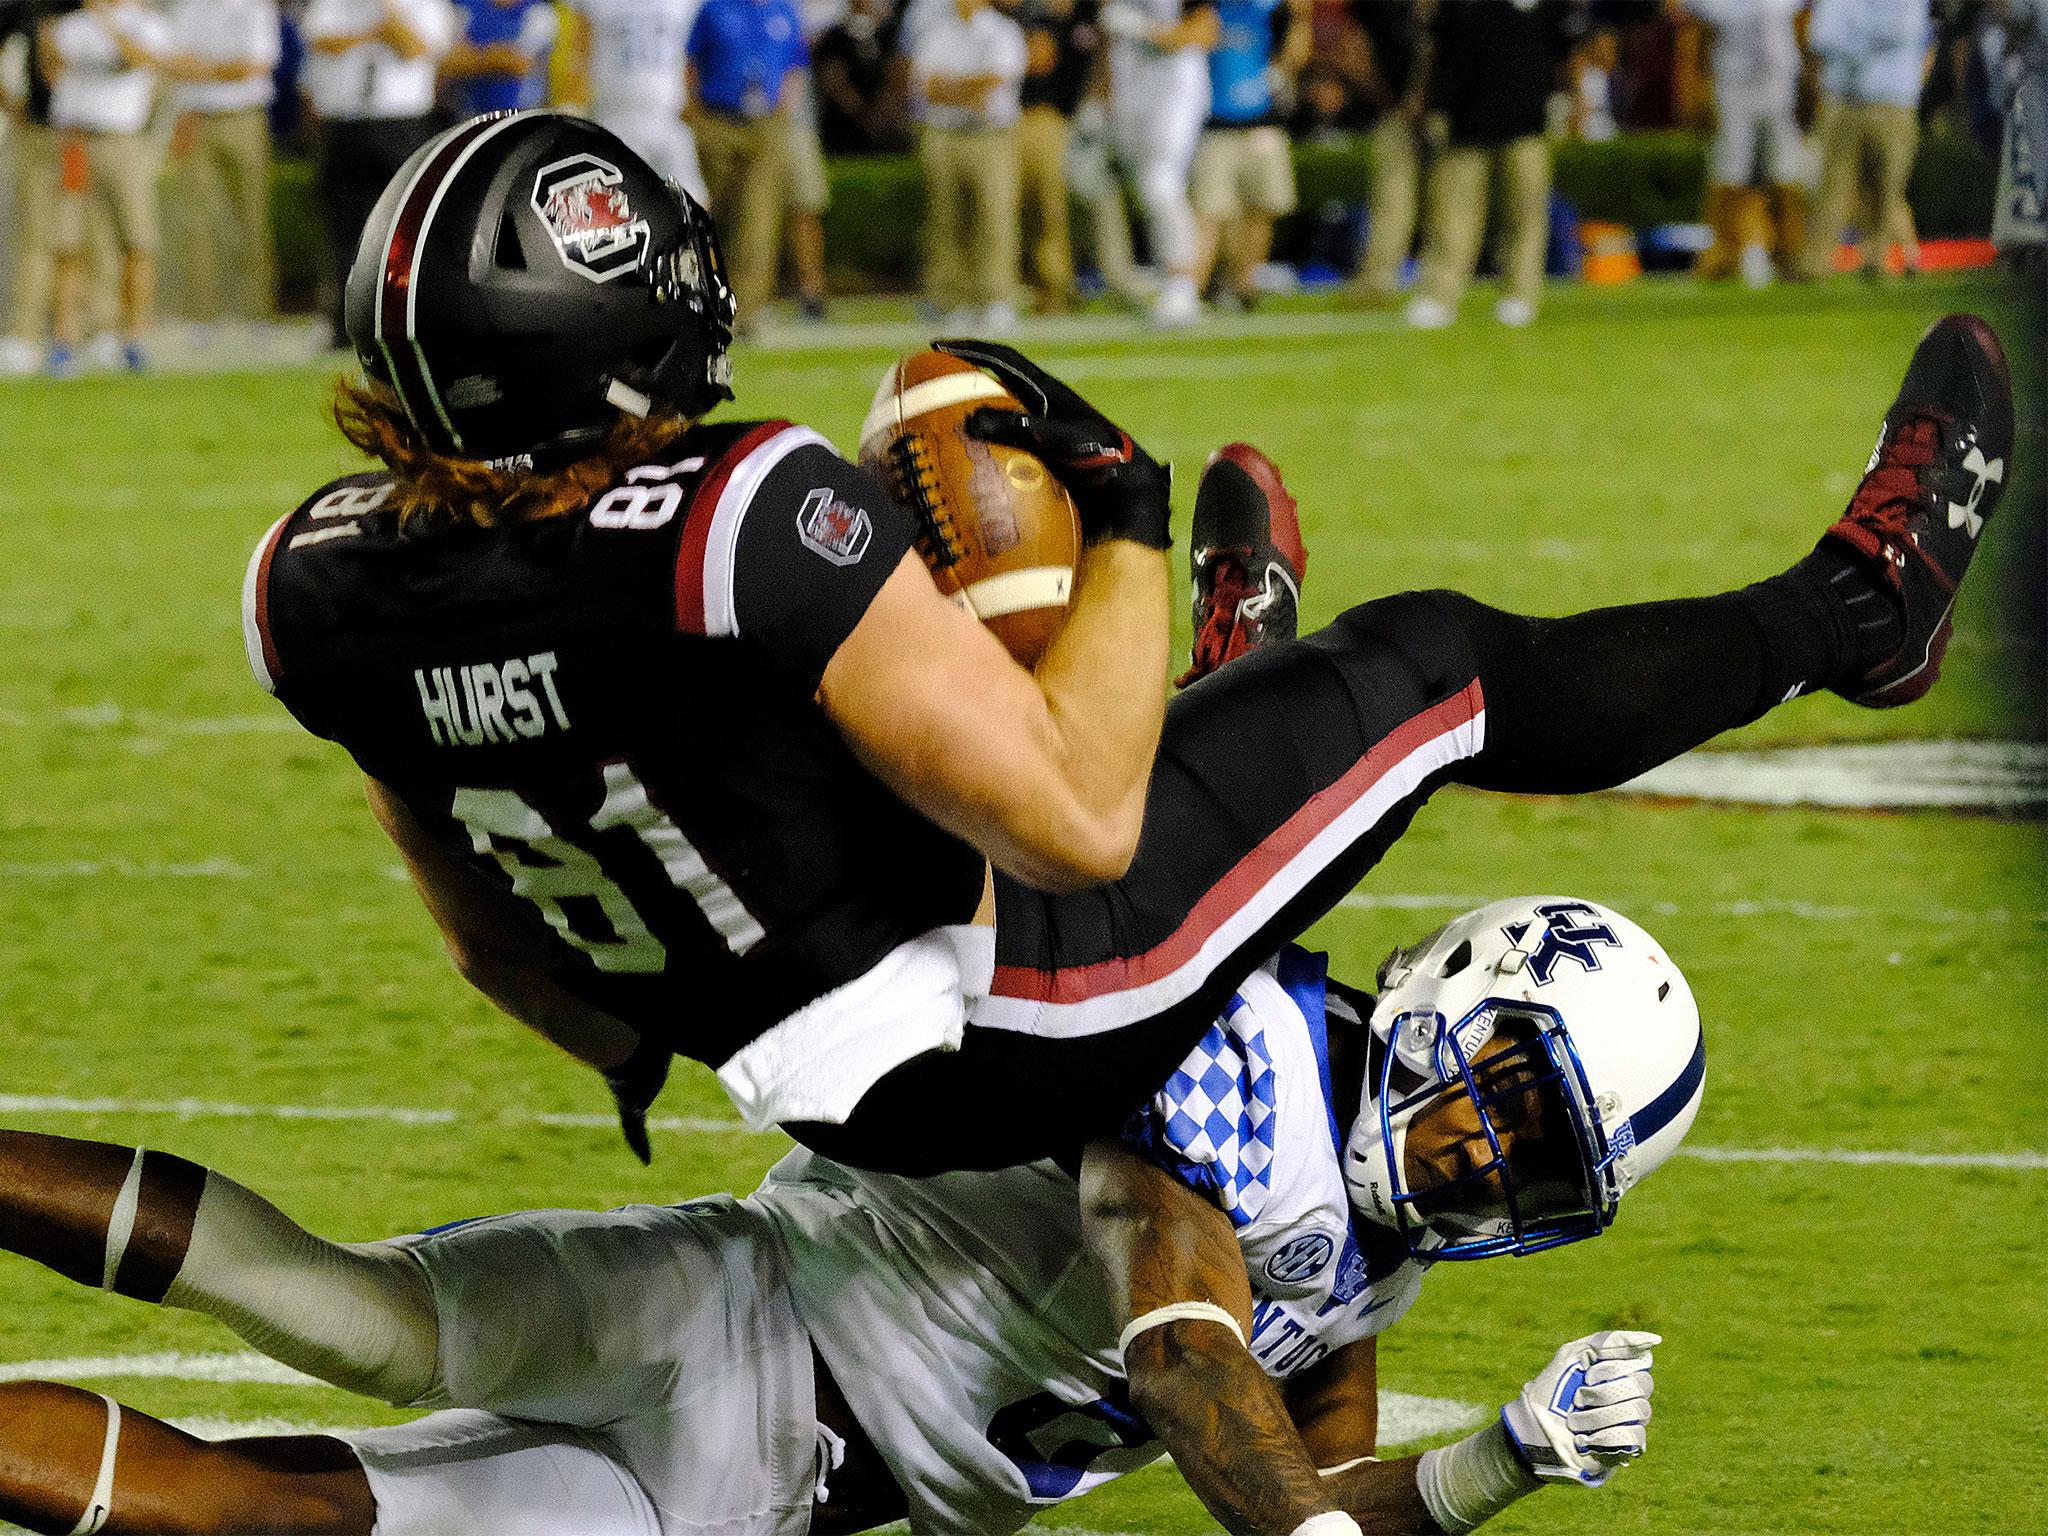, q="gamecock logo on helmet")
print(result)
[531,154,652,283]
